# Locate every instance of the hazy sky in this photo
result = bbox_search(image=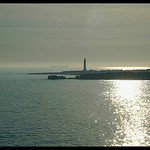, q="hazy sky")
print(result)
[1,4,150,68]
